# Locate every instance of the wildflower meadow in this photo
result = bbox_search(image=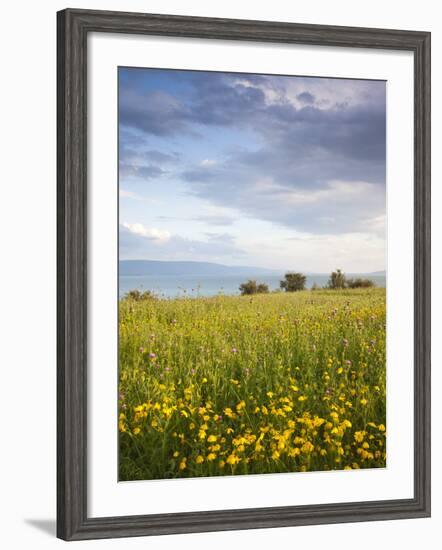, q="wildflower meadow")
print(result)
[119,288,386,480]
